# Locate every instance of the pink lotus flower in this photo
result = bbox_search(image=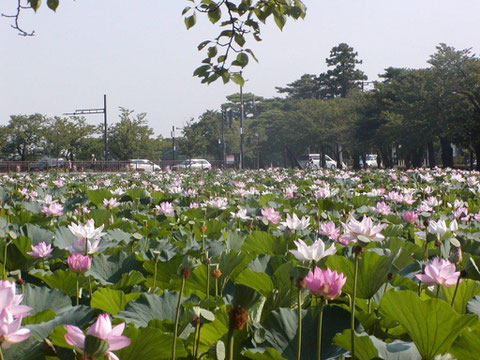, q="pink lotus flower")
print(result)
[259,208,281,224]
[27,242,53,258]
[65,314,130,360]
[0,281,31,319]
[41,202,64,216]
[318,222,340,241]
[0,308,31,349]
[415,258,460,287]
[402,211,418,224]
[67,254,92,274]
[372,201,391,215]
[305,267,346,300]
[156,202,175,216]
[341,216,386,244]
[289,239,336,262]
